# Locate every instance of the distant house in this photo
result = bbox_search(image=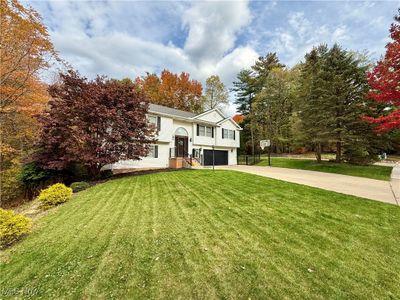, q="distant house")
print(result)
[107,103,242,170]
